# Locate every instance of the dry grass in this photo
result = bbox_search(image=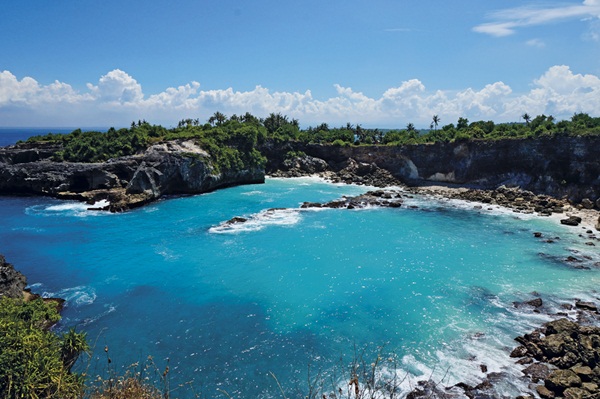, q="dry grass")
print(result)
[89,377,163,399]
